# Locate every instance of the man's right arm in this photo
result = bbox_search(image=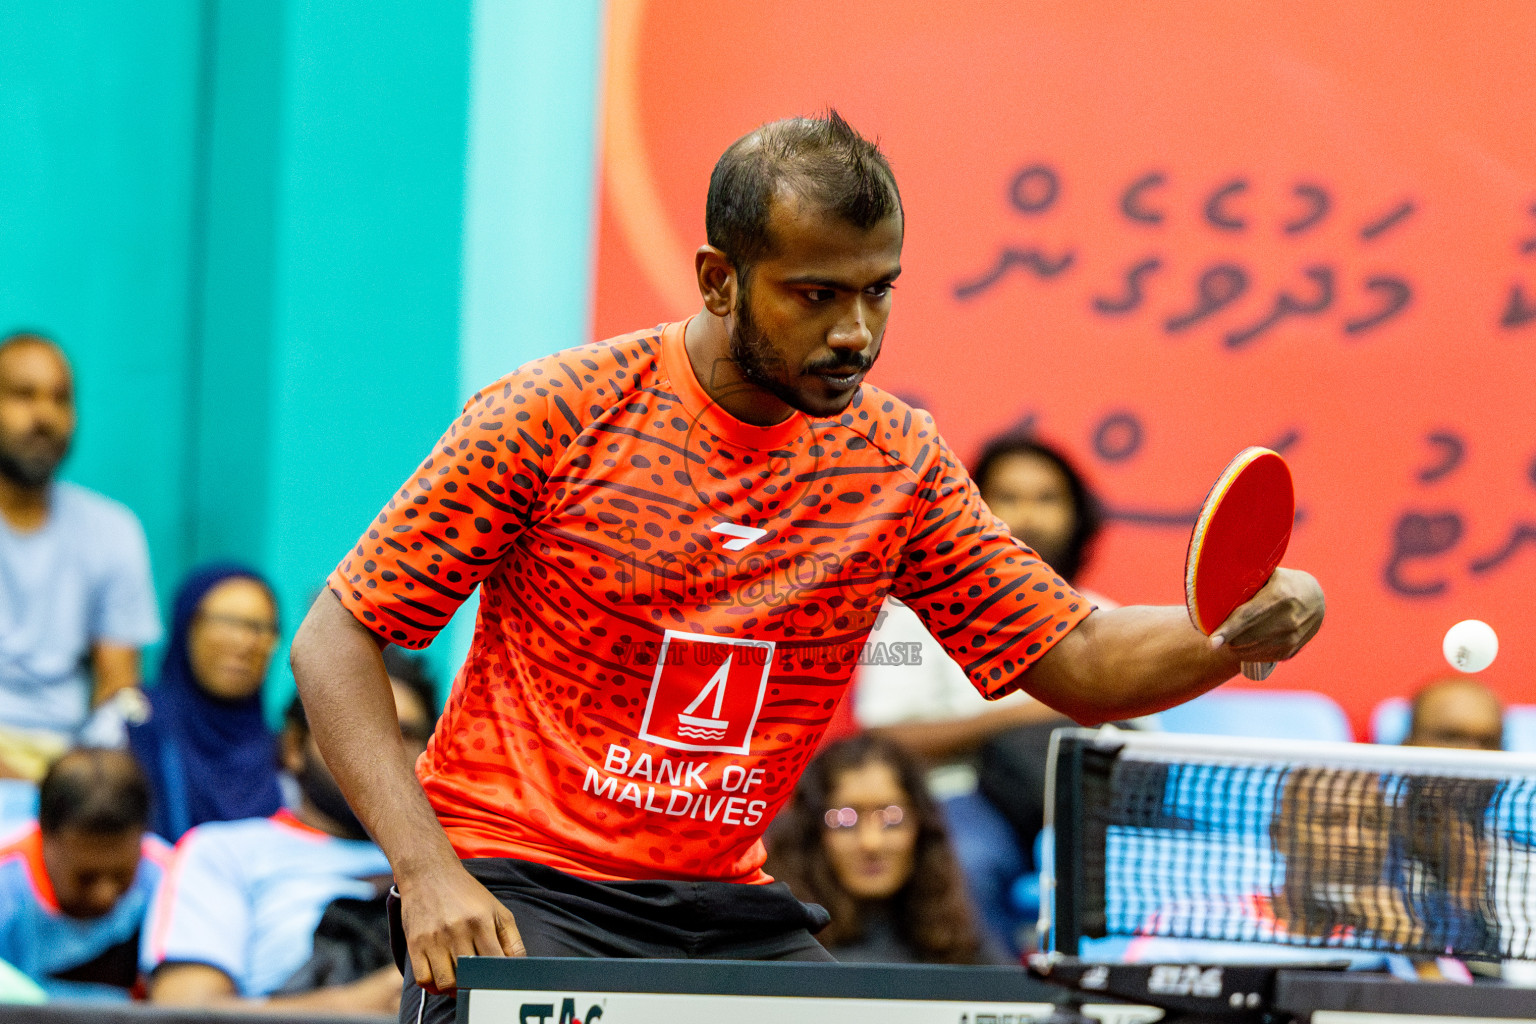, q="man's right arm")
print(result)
[289,592,521,992]
[872,702,1066,762]
[150,962,403,1014]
